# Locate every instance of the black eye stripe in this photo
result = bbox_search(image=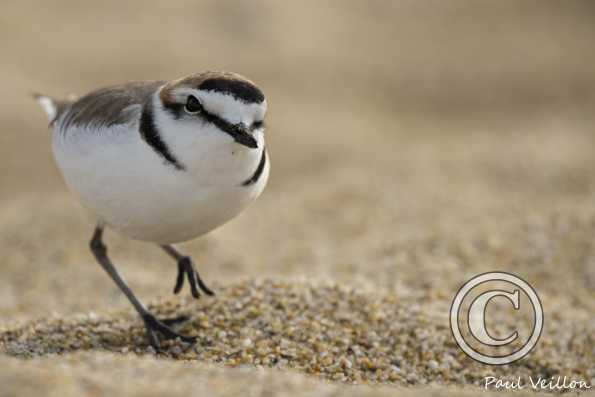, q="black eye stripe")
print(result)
[163,99,248,137]
[162,101,184,119]
[197,107,236,134]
